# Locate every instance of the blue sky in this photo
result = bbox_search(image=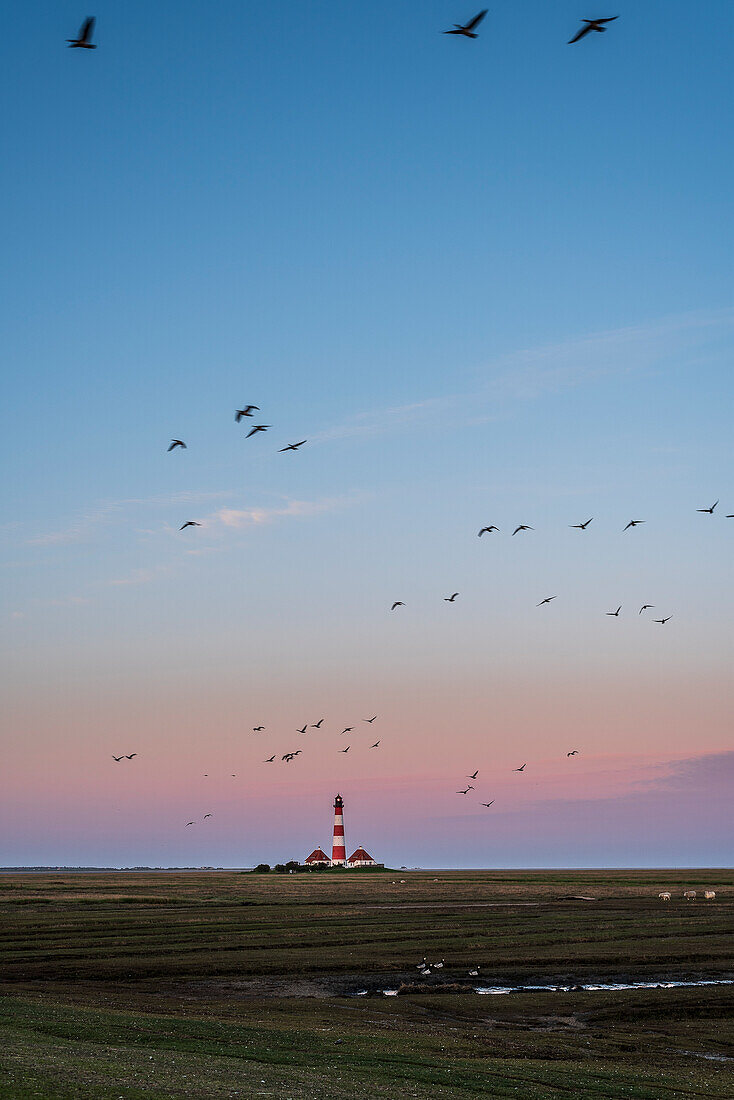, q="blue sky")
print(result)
[1,1,732,866]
